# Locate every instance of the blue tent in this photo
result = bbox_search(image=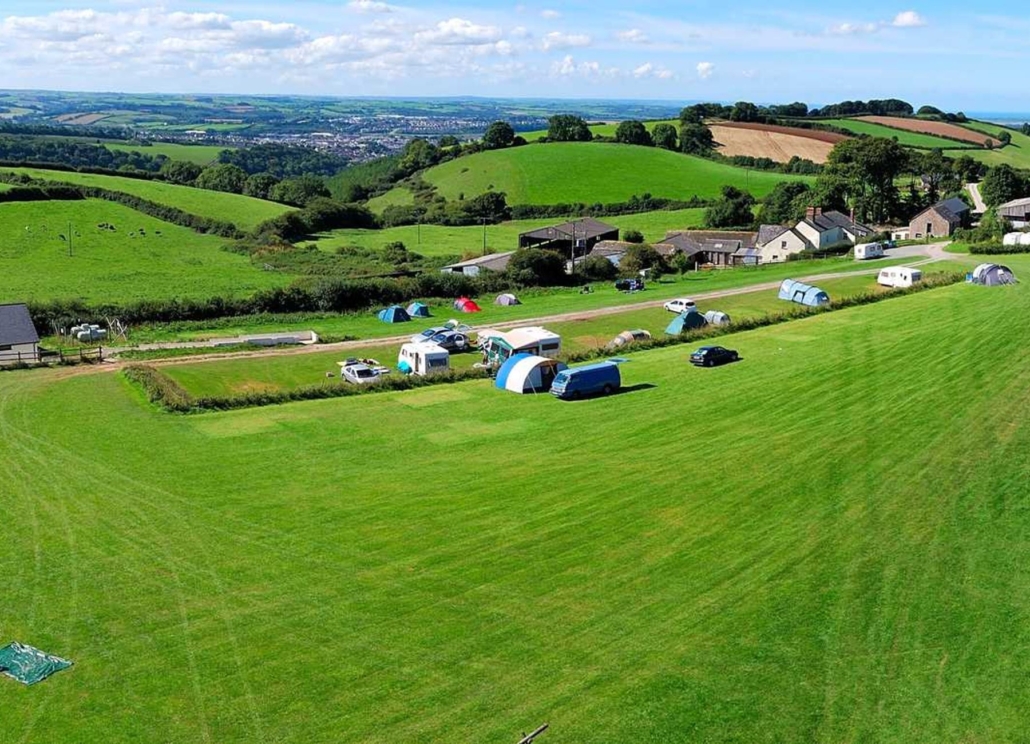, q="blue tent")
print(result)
[378,305,412,323]
[665,309,709,335]
[406,302,431,318]
[778,279,829,307]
